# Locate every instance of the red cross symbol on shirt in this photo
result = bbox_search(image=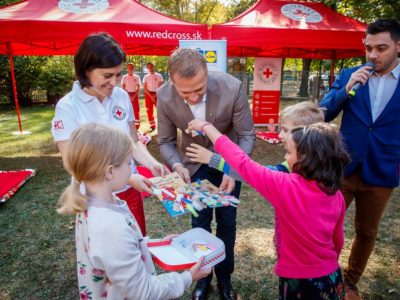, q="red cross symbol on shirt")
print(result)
[75,0,93,9]
[115,109,123,117]
[263,68,273,79]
